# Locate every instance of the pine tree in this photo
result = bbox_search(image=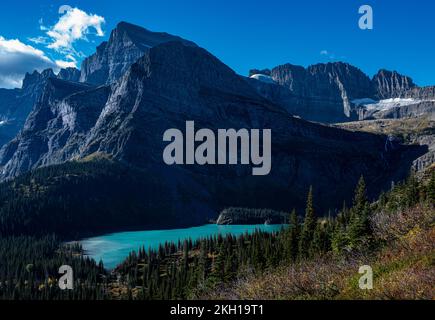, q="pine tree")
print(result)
[404,172,420,207]
[310,221,331,256]
[352,176,368,216]
[209,244,225,284]
[287,209,300,261]
[196,241,208,285]
[348,176,371,251]
[299,187,316,259]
